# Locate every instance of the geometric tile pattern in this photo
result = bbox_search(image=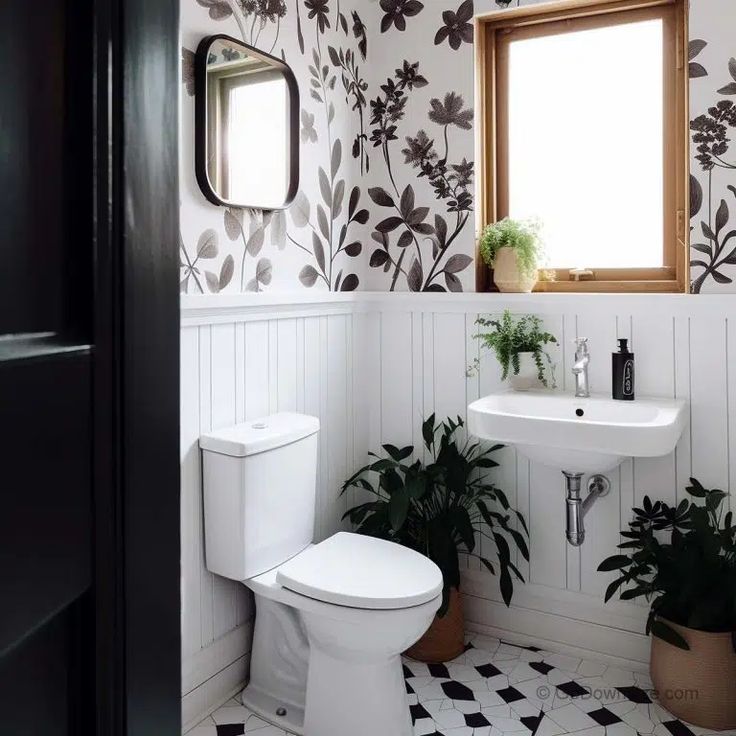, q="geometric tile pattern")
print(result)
[187,634,736,736]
